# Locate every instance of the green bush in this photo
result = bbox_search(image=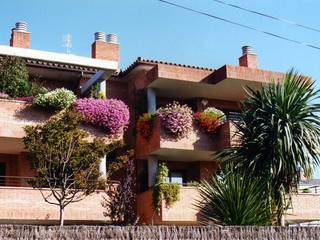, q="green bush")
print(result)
[34,88,76,110]
[0,56,30,97]
[30,81,48,97]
